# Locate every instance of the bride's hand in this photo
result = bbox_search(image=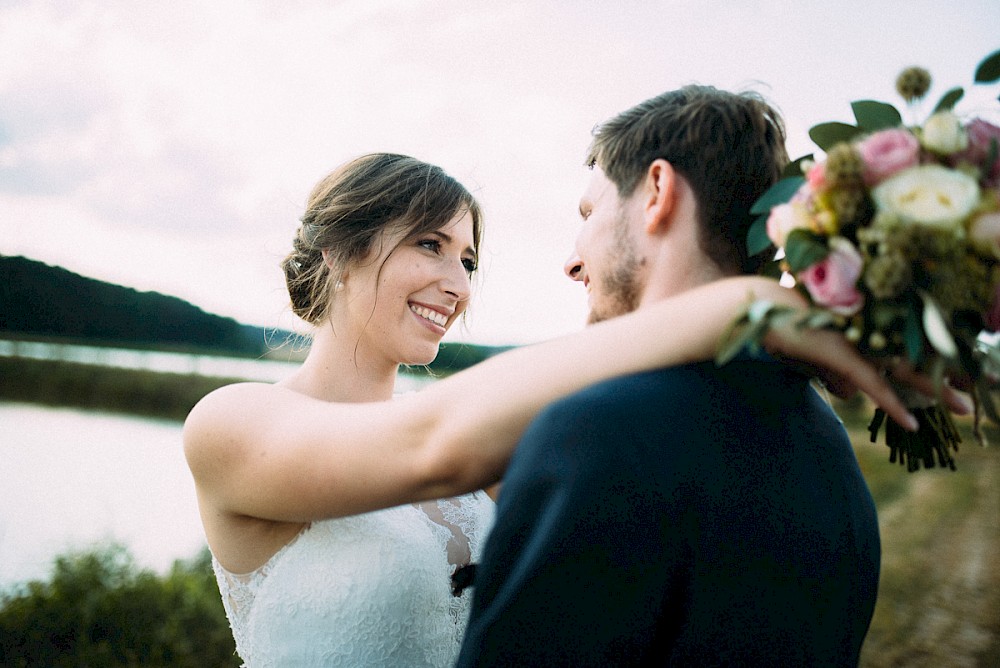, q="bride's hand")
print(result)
[761,320,973,432]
